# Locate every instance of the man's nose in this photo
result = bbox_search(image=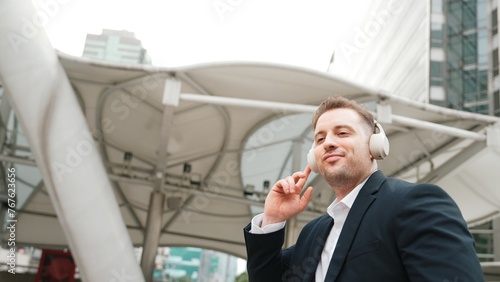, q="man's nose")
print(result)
[323,134,338,150]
